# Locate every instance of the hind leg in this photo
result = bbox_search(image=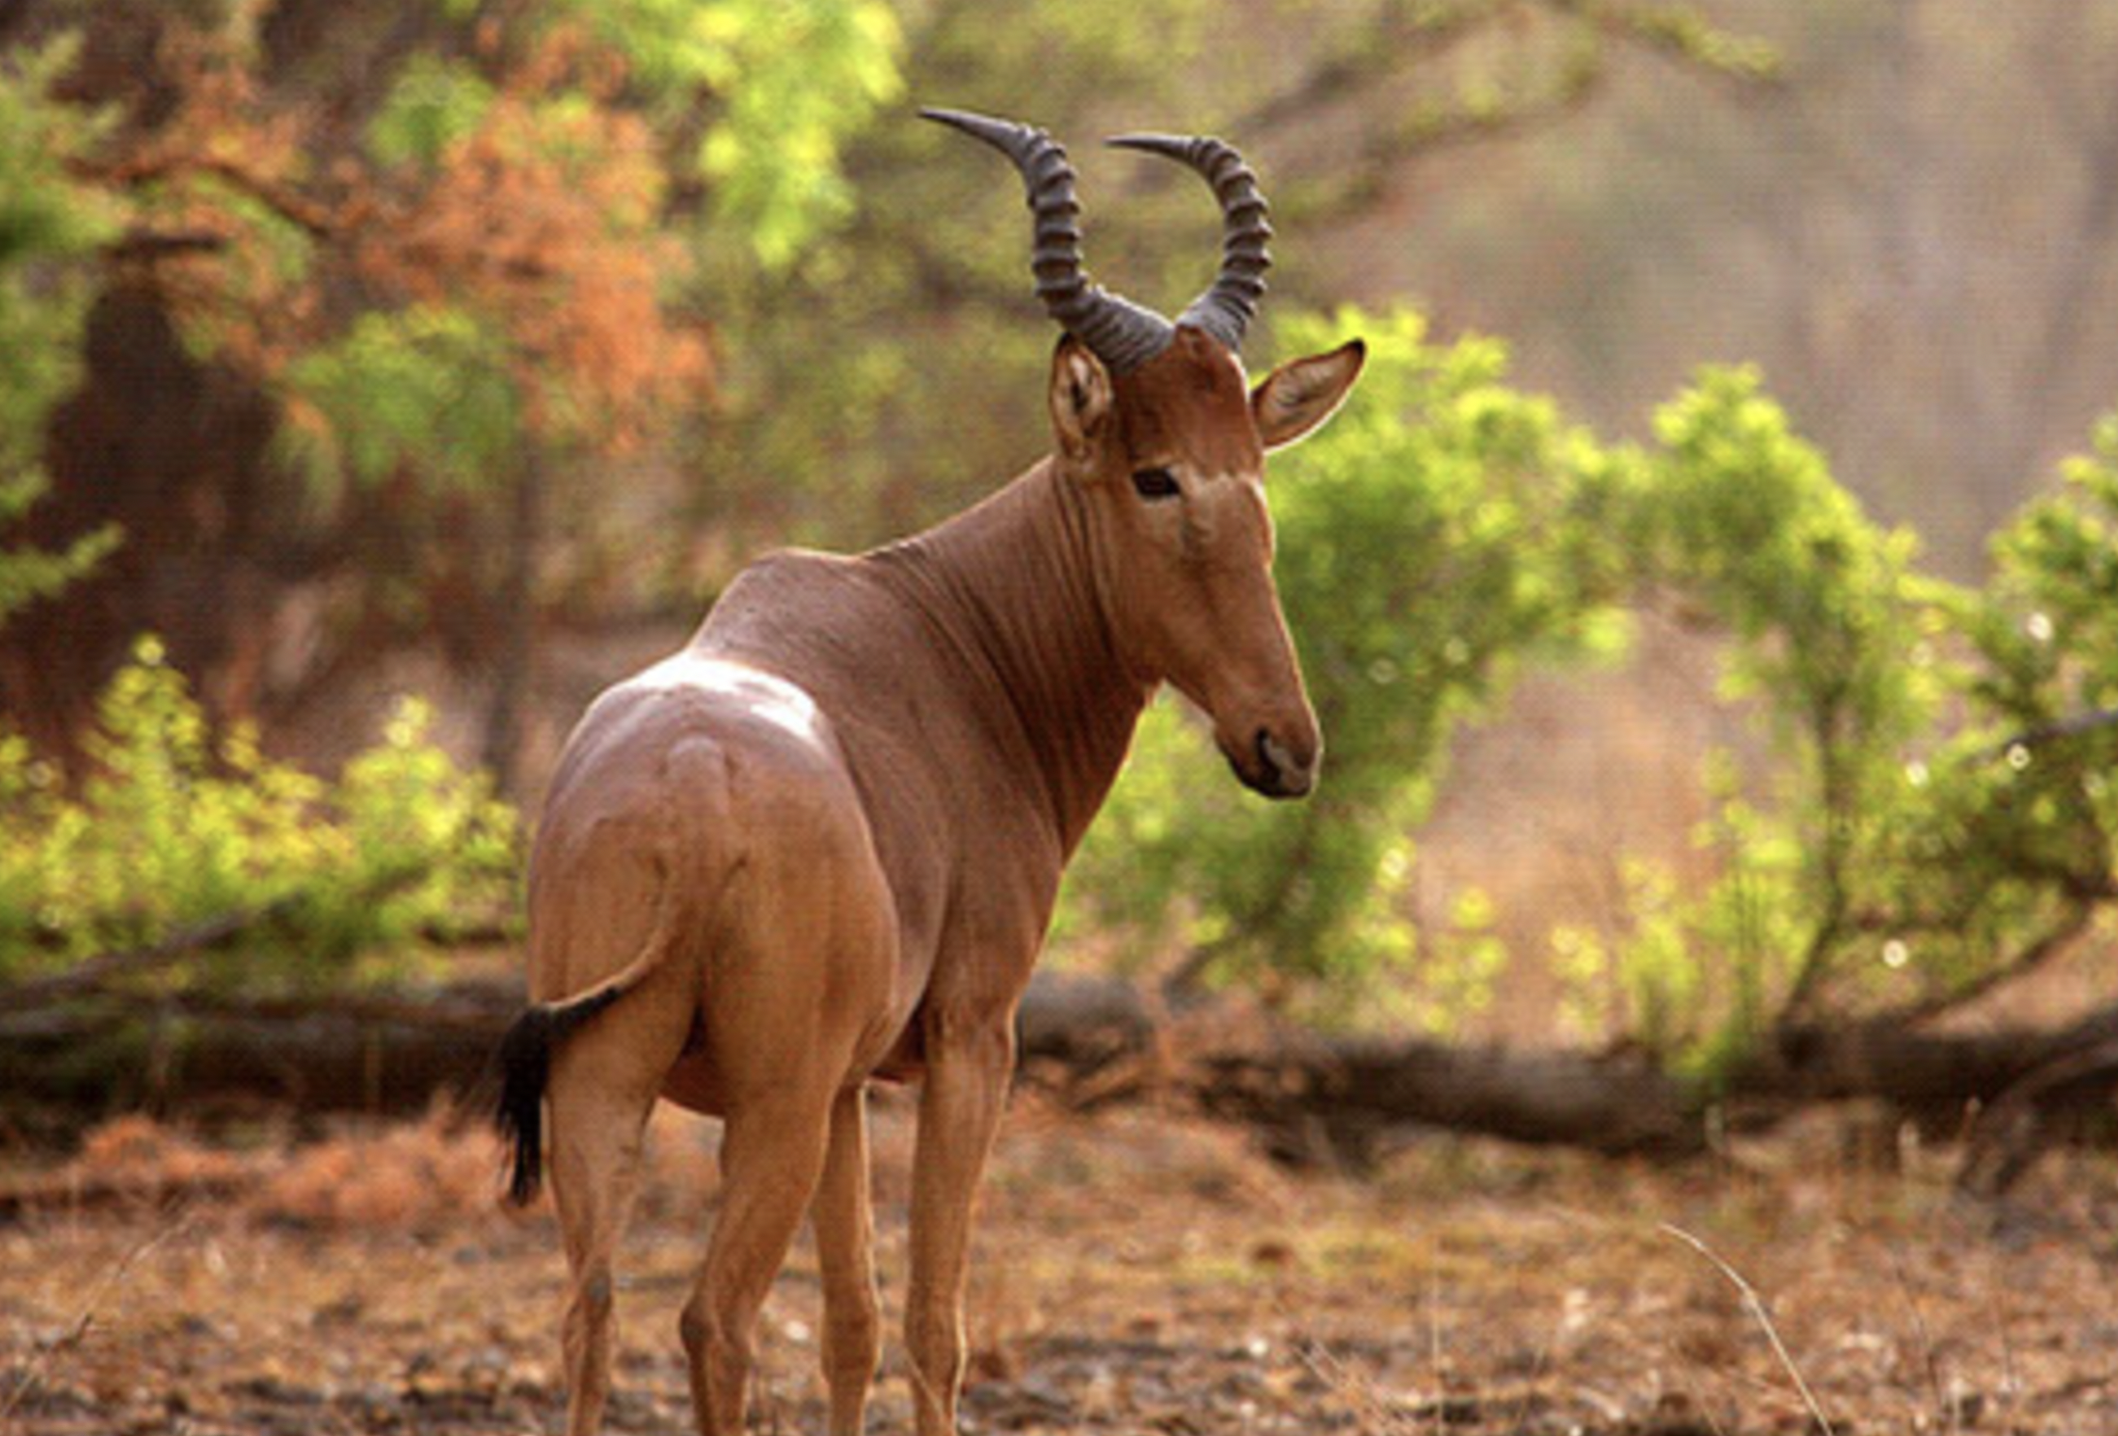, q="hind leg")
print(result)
[547,985,696,1435]
[680,1083,838,1435]
[549,1087,649,1436]
[664,735,897,1433]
